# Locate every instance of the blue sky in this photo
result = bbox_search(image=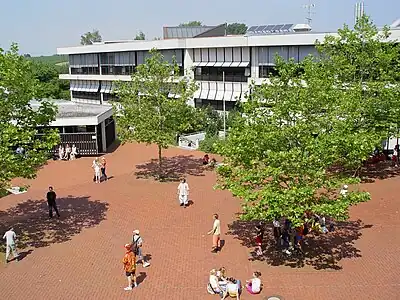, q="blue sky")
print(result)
[0,0,399,56]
